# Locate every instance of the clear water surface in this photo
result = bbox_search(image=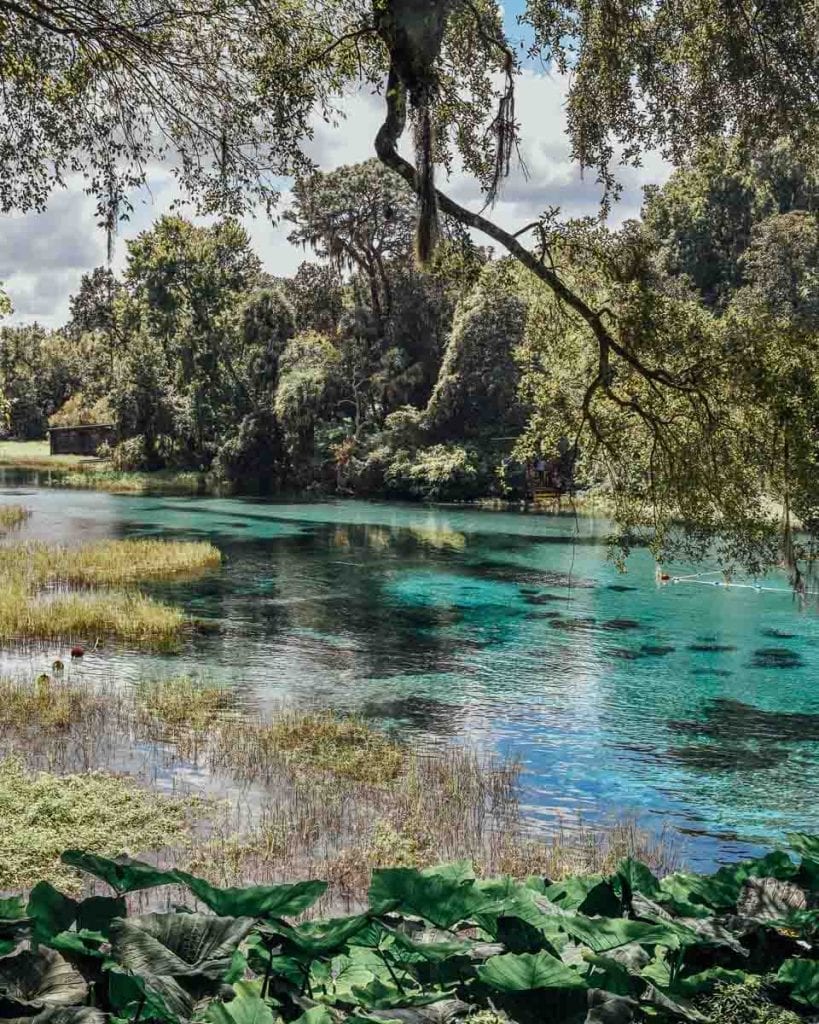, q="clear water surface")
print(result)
[2,477,818,869]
